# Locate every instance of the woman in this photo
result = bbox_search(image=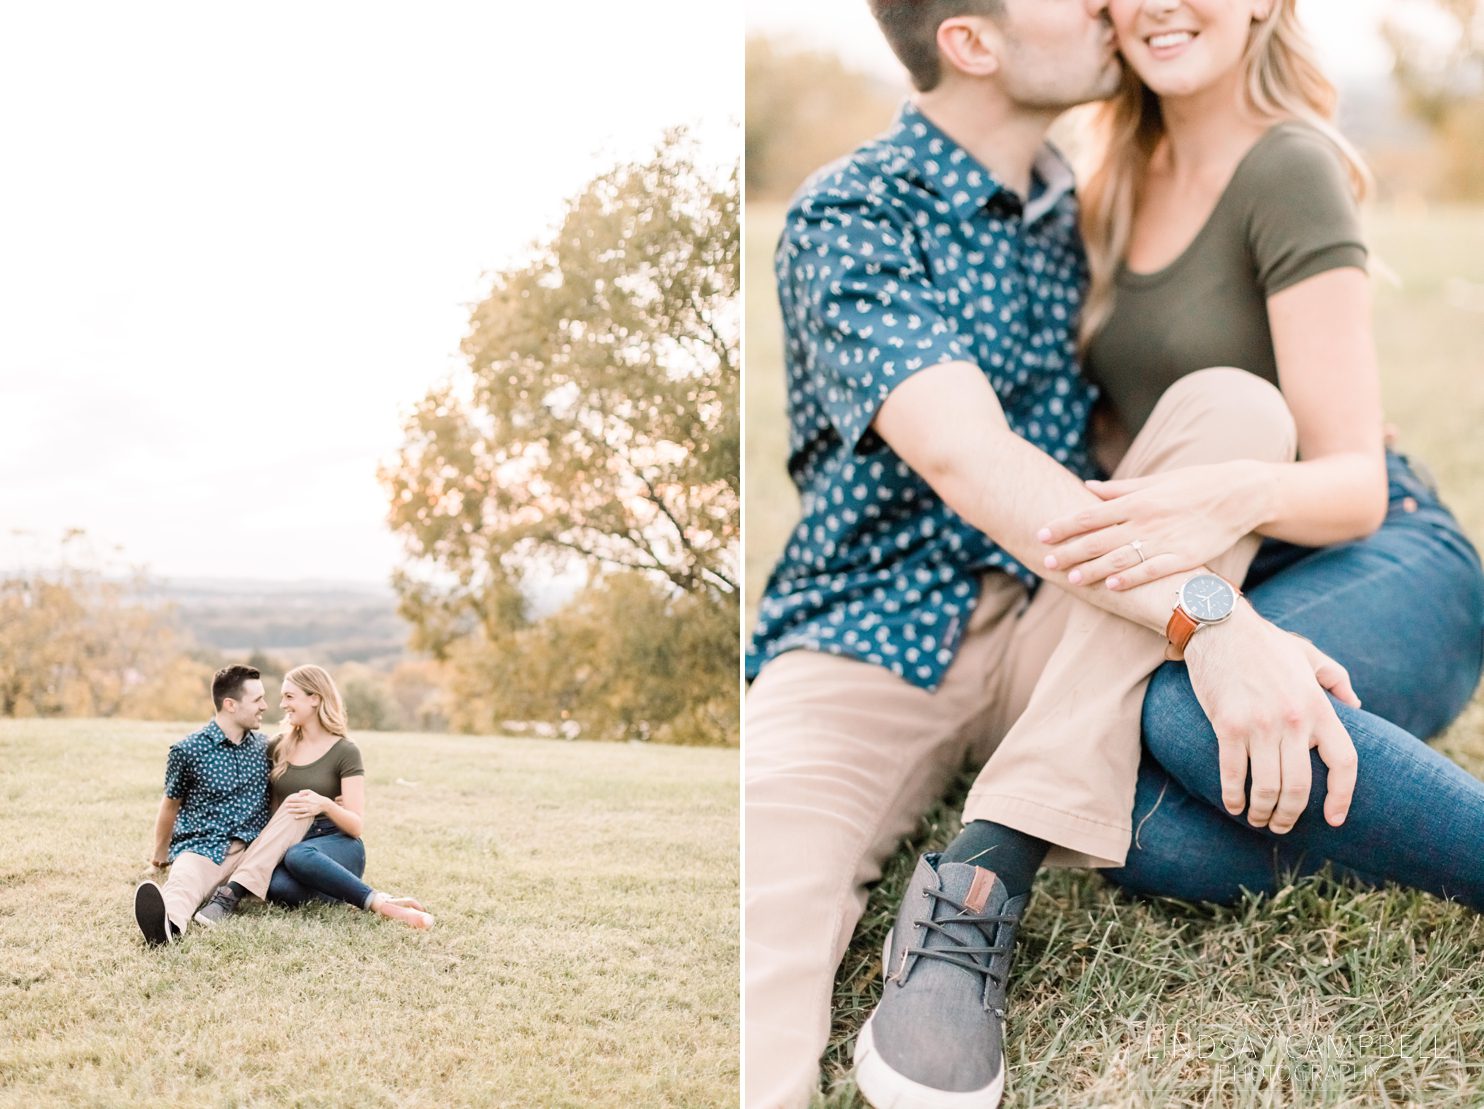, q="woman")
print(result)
[264,664,434,930]
[1043,0,1484,903]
